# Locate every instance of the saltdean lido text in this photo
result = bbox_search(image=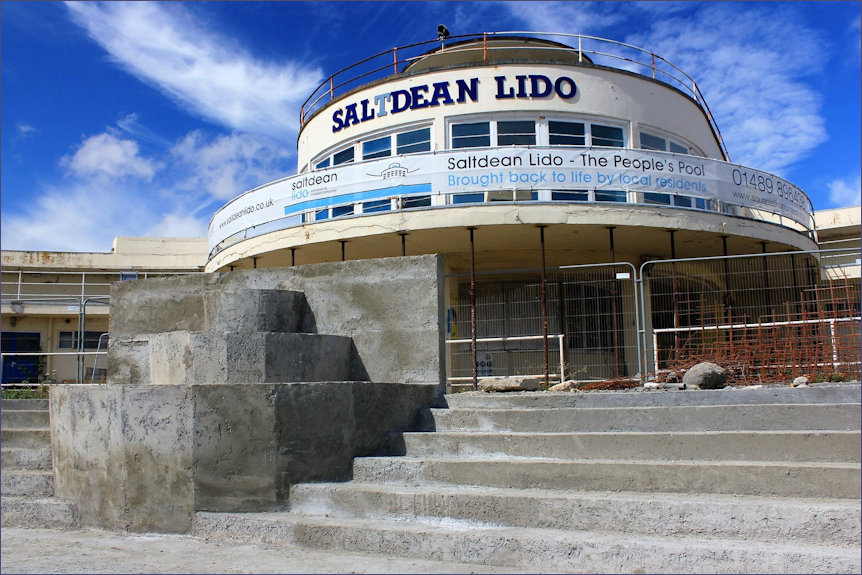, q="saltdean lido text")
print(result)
[332,74,578,132]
